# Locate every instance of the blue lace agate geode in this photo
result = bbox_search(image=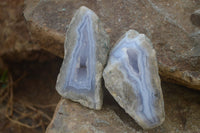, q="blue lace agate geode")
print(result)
[103,30,165,129]
[56,6,110,110]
